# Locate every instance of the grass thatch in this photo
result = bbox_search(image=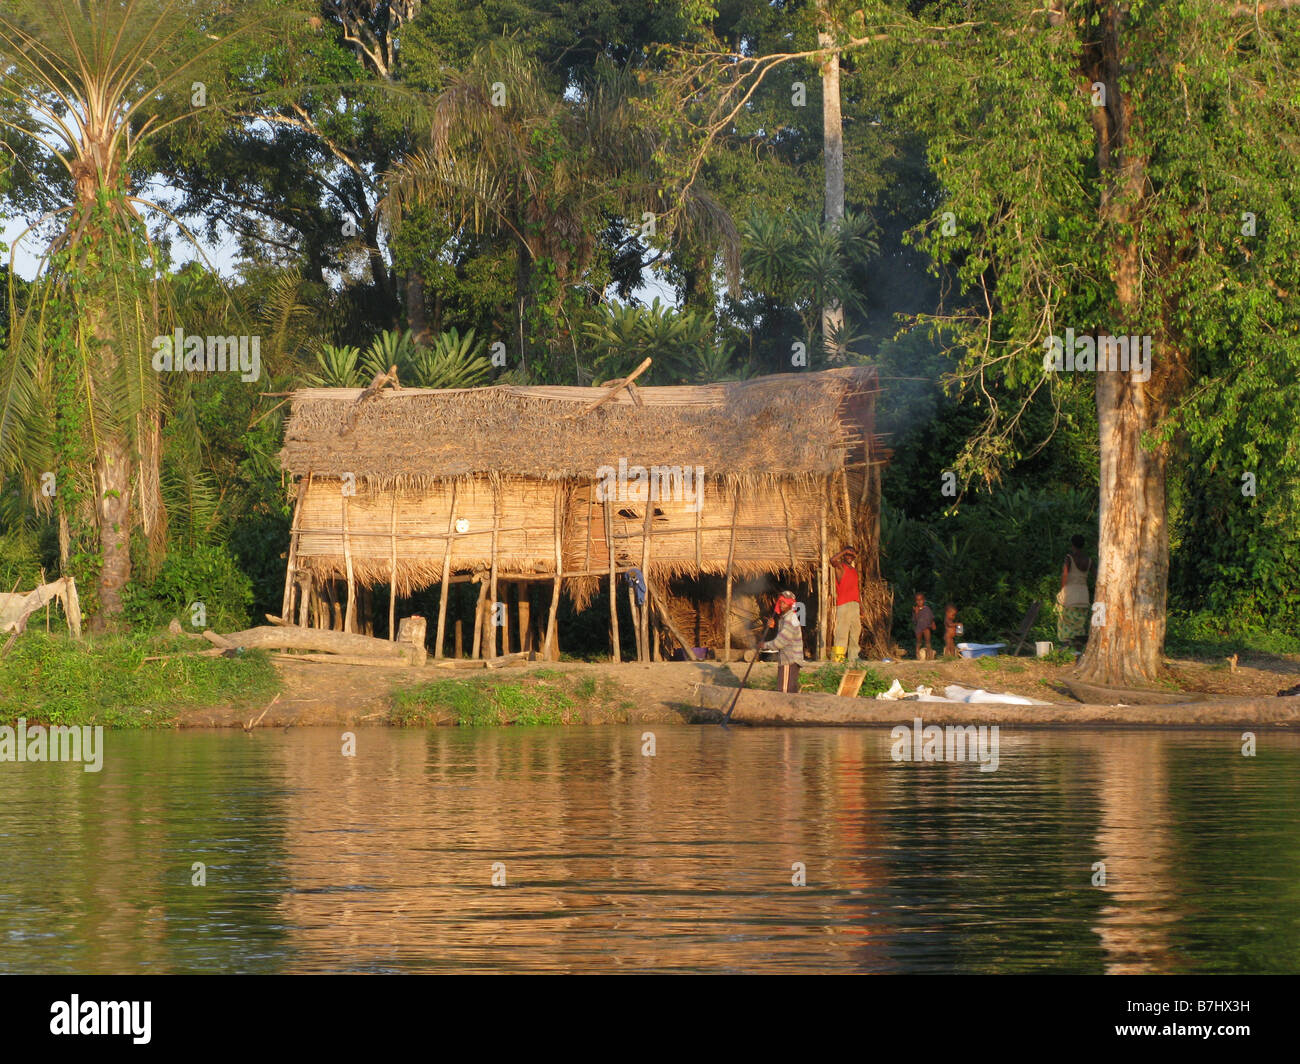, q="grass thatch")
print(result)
[280,367,878,483]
